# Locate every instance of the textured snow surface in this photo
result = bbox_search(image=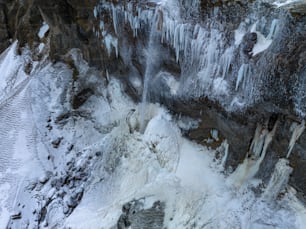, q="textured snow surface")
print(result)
[0,42,306,228]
